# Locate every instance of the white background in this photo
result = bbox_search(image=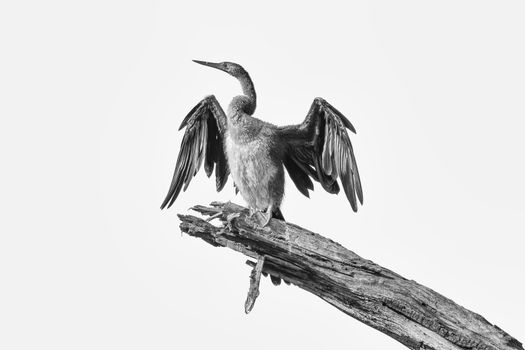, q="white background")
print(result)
[1,1,524,349]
